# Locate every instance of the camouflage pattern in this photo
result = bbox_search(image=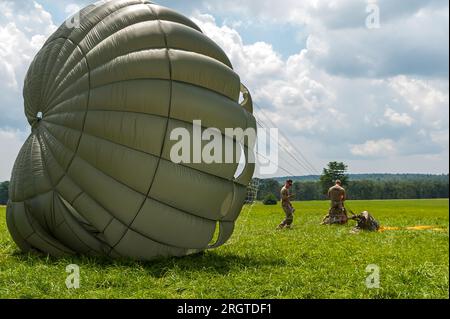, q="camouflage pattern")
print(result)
[278,185,295,229]
[280,204,294,227]
[280,186,290,206]
[321,185,348,225]
[350,211,380,233]
[321,208,348,225]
